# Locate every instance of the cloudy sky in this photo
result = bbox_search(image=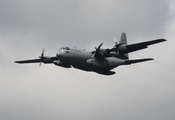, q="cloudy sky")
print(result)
[0,0,175,120]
